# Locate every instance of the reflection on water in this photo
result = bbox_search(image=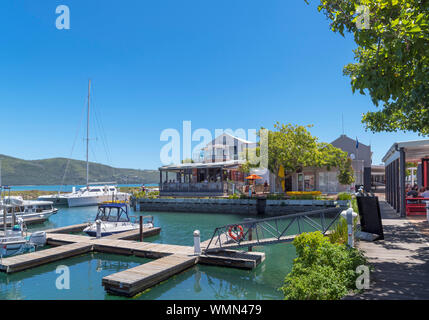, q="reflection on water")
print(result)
[0,206,298,300]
